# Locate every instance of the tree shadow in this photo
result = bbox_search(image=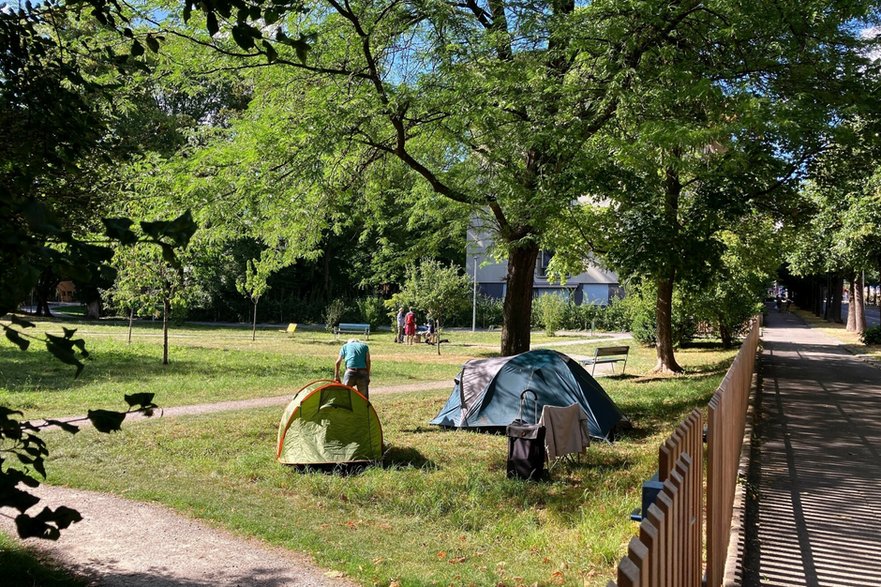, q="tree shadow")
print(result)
[284,462,373,476]
[381,445,436,469]
[0,345,327,394]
